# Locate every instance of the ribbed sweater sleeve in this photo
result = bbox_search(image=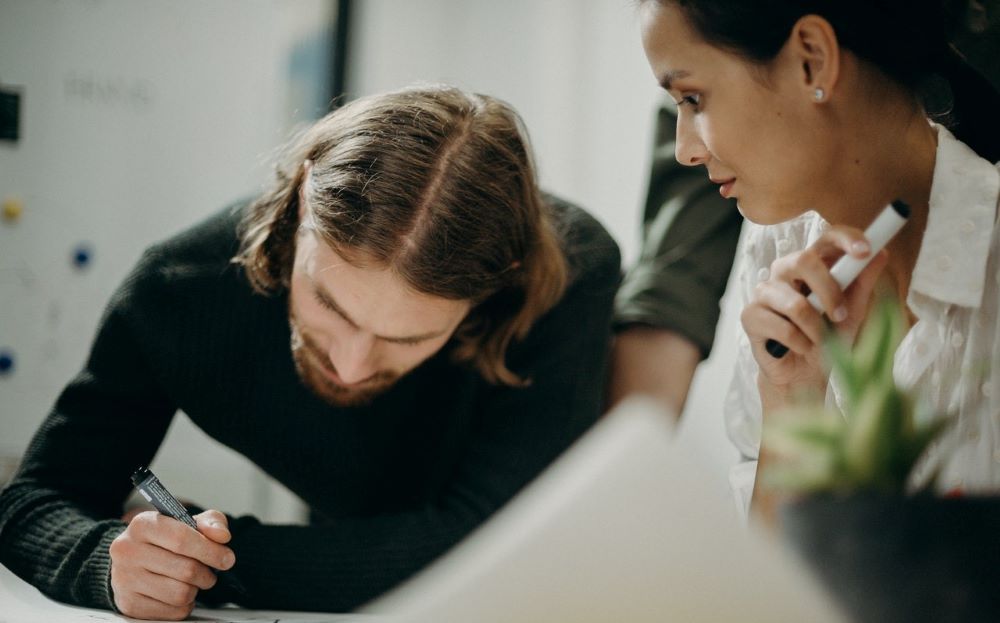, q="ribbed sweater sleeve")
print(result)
[0,250,177,609]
